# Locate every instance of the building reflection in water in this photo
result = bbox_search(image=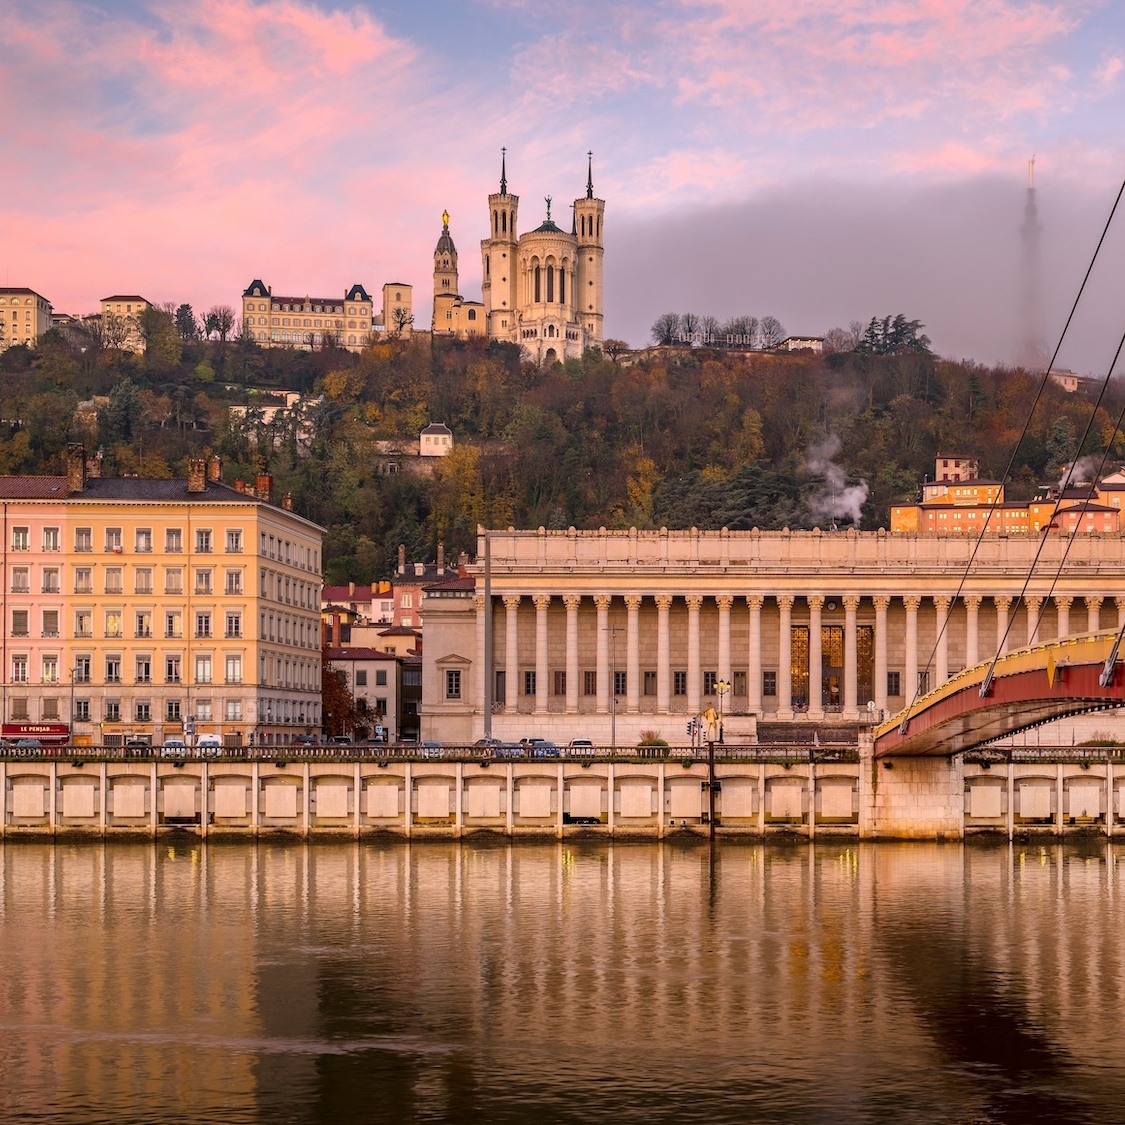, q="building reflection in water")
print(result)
[0,841,1123,1123]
